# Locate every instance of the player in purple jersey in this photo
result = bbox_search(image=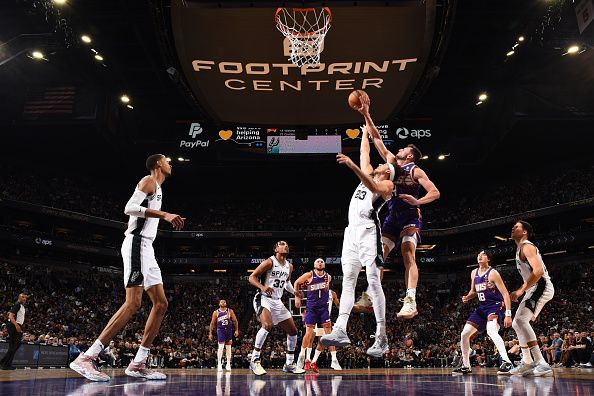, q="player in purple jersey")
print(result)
[452,250,514,375]
[294,258,341,372]
[209,299,239,371]
[353,96,440,319]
